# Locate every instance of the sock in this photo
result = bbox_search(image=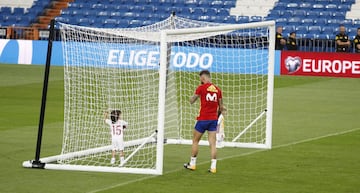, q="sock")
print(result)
[190,156,197,166]
[211,159,217,169]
